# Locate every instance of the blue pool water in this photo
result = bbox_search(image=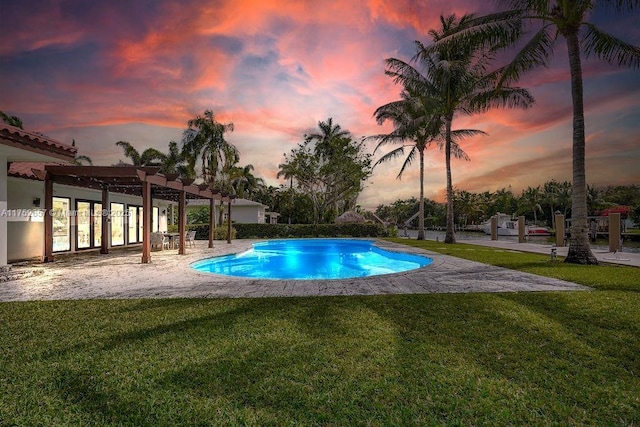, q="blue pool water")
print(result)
[191,239,433,280]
